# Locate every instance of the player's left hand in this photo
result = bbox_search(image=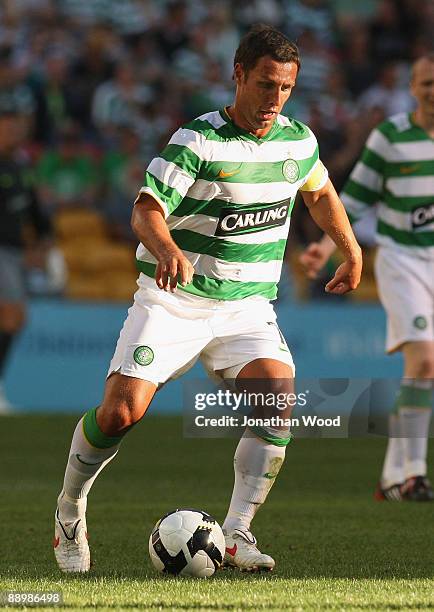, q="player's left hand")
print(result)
[325,257,362,295]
